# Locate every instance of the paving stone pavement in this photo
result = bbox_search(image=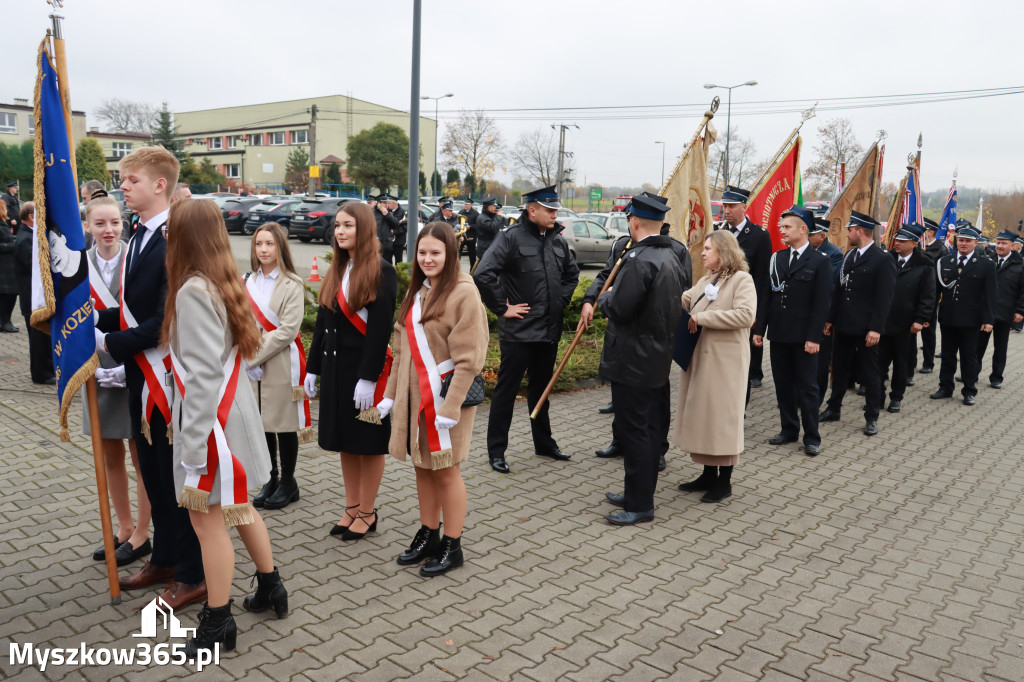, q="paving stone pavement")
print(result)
[1,322,1024,681]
